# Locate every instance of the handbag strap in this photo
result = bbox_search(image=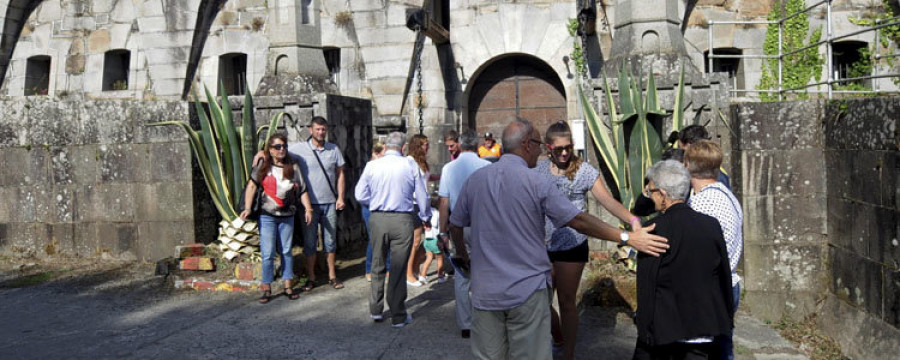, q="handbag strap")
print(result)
[308,139,338,198]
